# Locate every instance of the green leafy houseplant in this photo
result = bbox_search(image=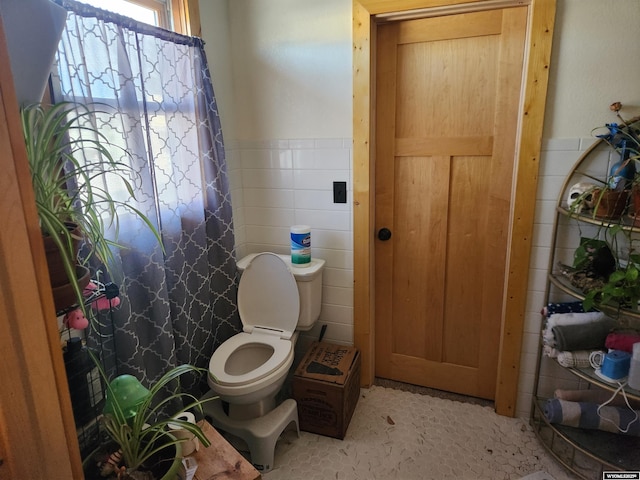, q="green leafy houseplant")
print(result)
[577,227,640,312]
[583,253,640,312]
[90,356,214,479]
[604,105,640,221]
[594,103,640,220]
[573,105,640,311]
[566,104,640,221]
[20,102,162,312]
